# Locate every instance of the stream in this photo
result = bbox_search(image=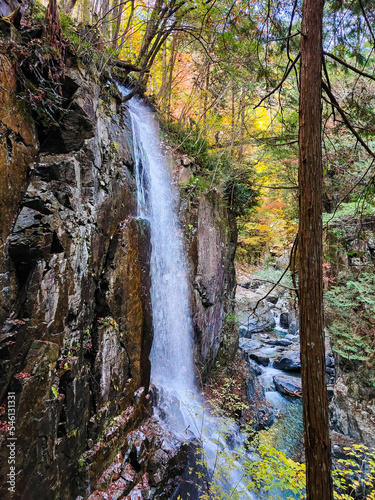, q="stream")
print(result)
[240,312,304,459]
